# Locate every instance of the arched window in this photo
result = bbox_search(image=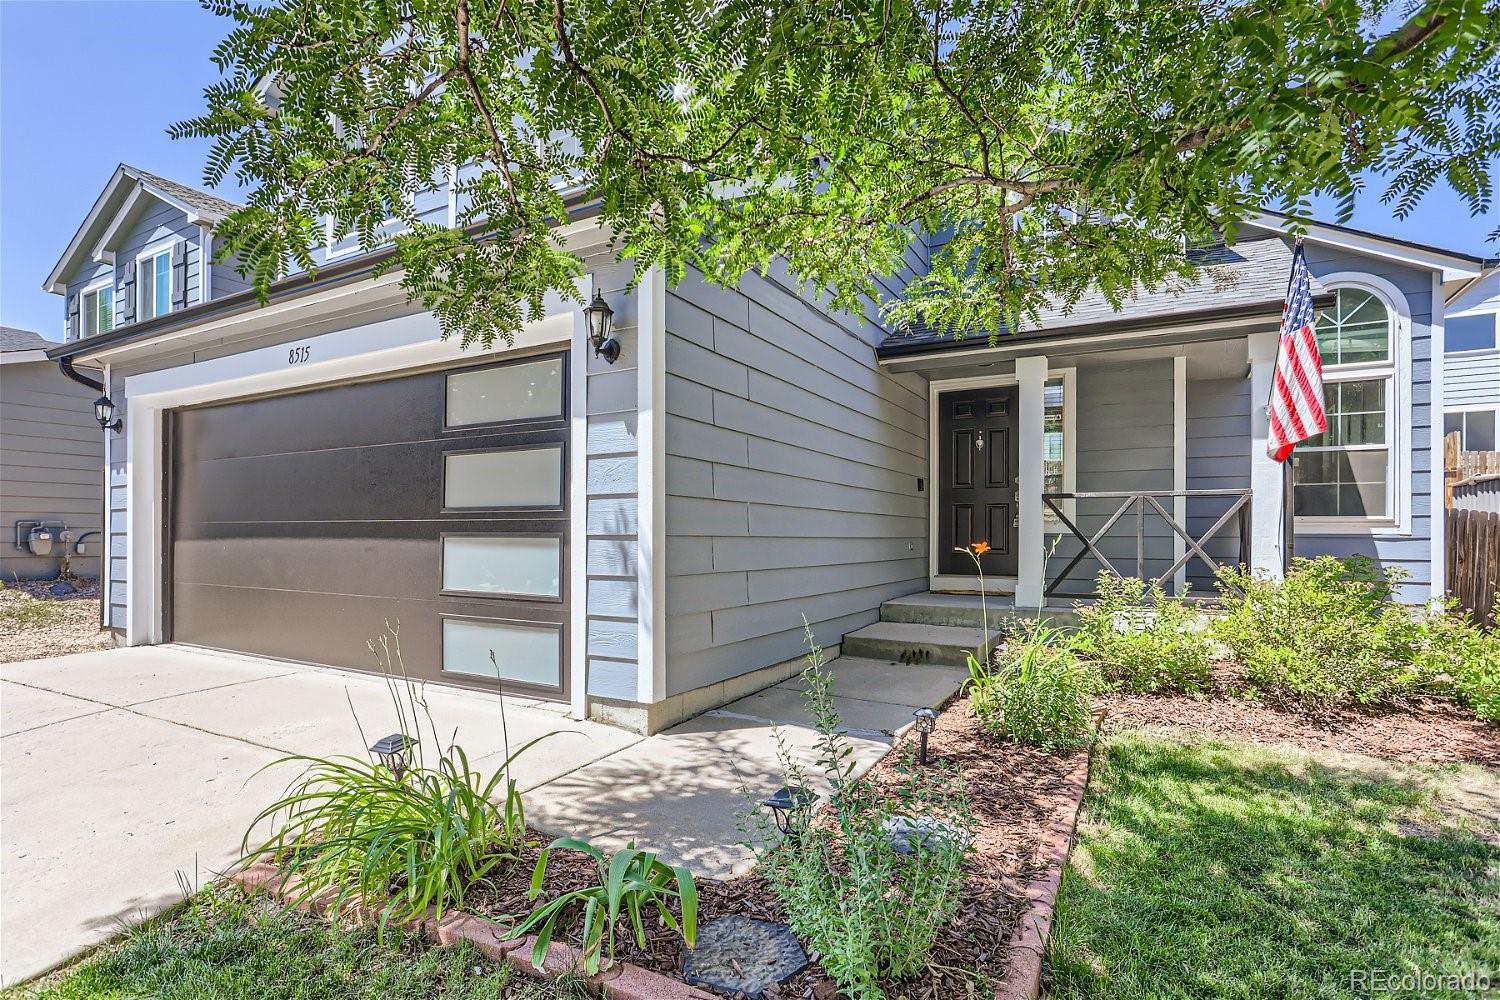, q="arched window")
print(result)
[1292,286,1396,520]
